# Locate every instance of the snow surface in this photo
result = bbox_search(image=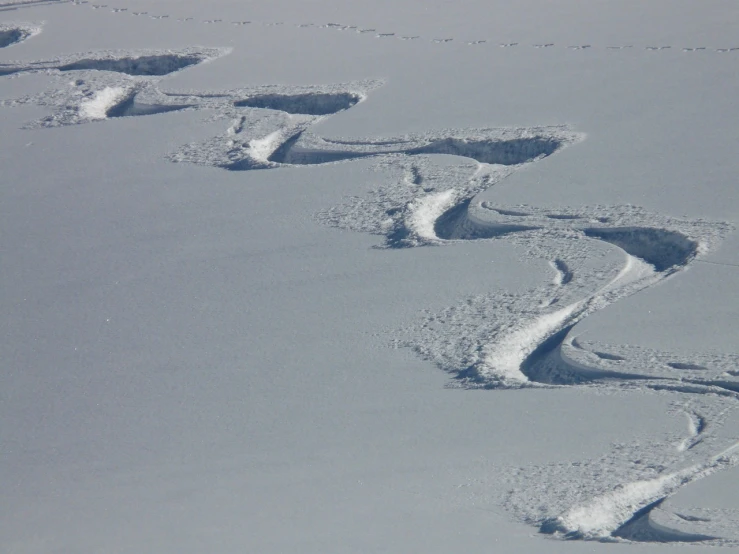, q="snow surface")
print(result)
[78,85,127,119]
[2,0,739,552]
